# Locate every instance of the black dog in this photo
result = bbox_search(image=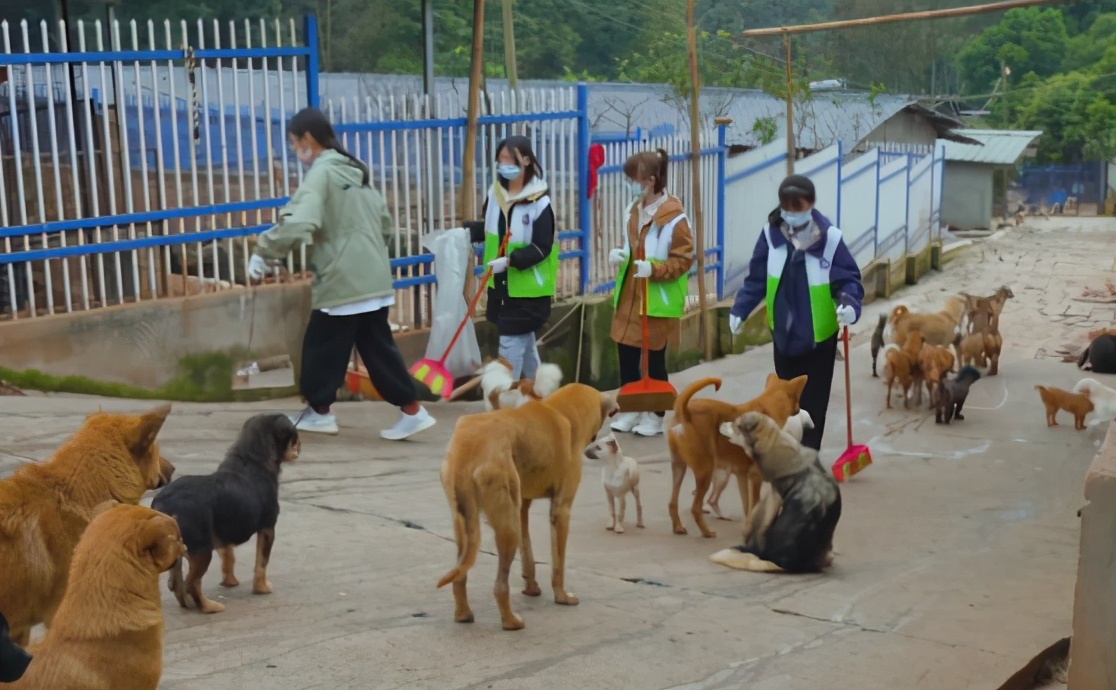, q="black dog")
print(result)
[934,365,982,424]
[0,612,32,683]
[1079,333,1116,374]
[870,313,888,378]
[152,414,300,614]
